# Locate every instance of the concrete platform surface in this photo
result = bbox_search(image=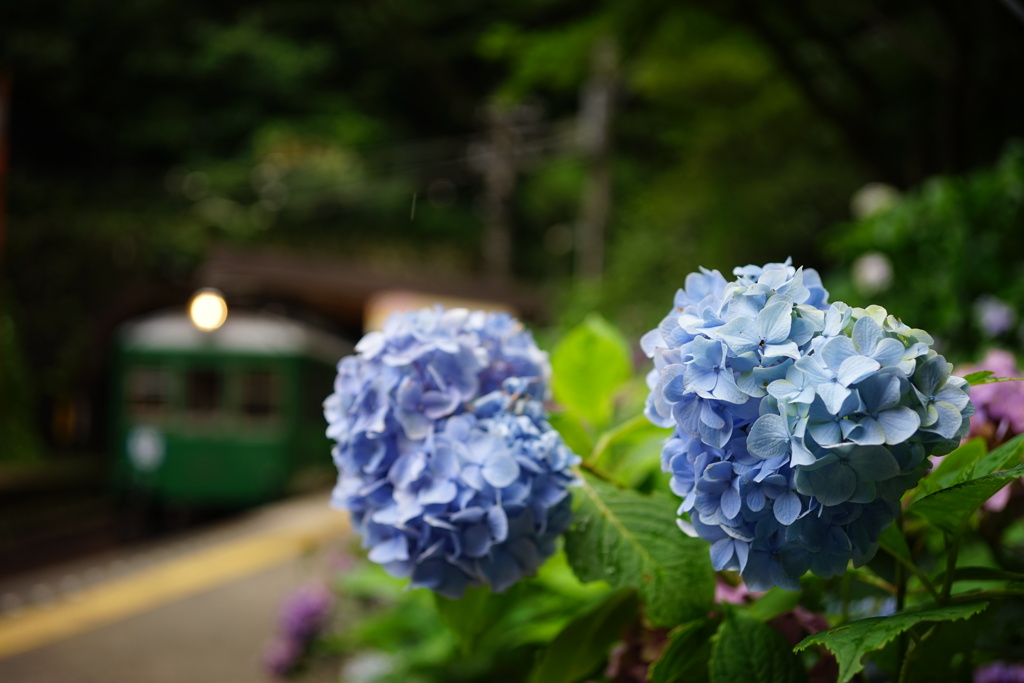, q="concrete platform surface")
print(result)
[0,490,351,683]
